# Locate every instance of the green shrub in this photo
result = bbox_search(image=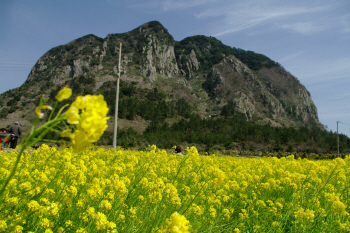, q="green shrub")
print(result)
[0,108,9,118]
[8,106,19,113]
